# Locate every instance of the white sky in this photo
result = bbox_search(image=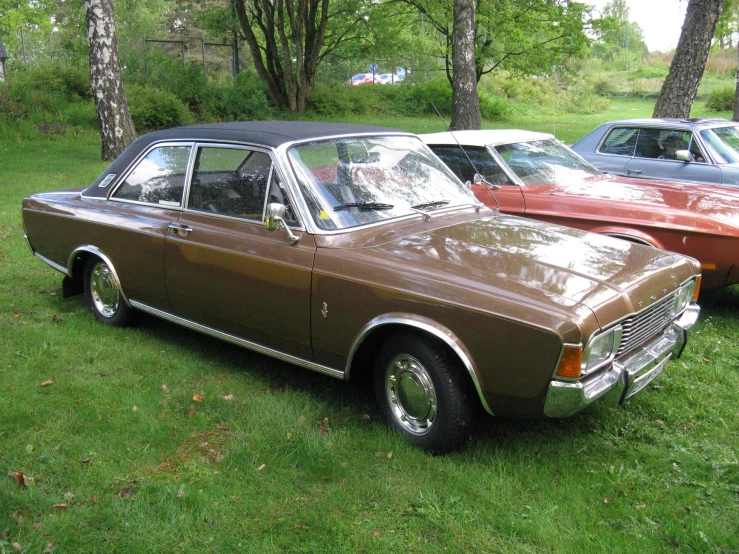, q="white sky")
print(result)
[588,0,689,52]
